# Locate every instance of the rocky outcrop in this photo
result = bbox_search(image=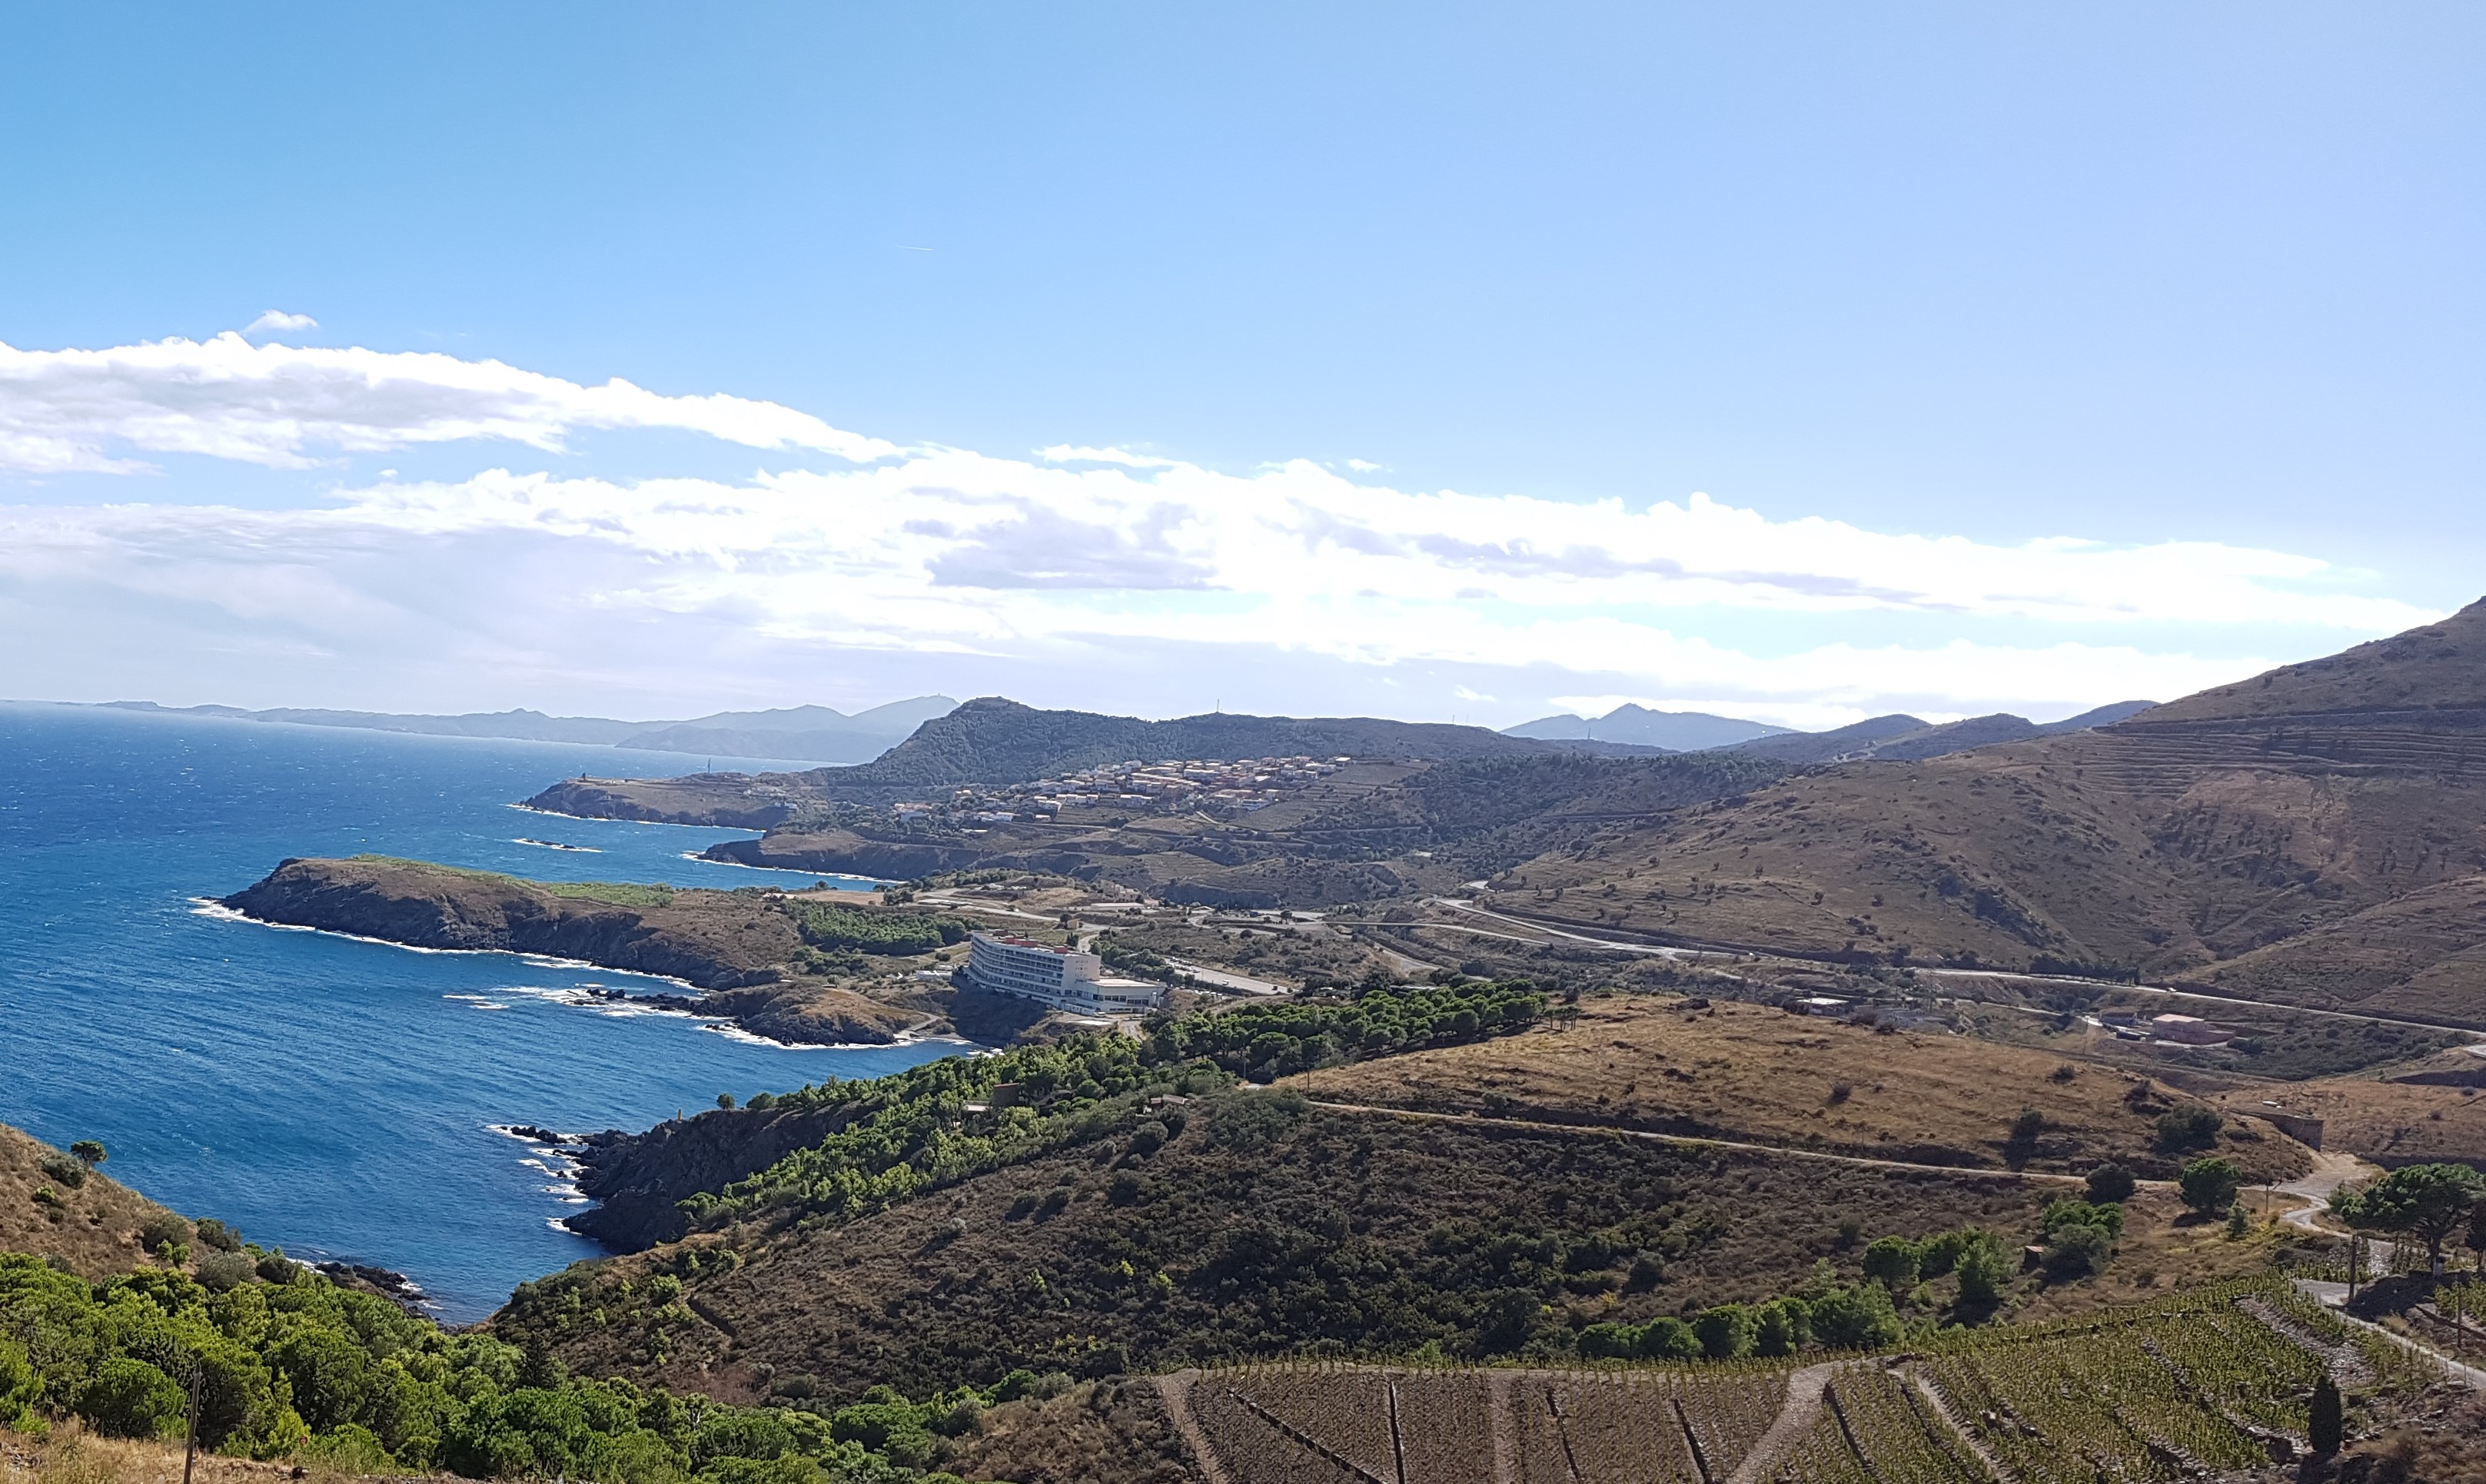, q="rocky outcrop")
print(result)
[221,857,793,990]
[523,777,798,828]
[561,1101,860,1250]
[699,829,986,879]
